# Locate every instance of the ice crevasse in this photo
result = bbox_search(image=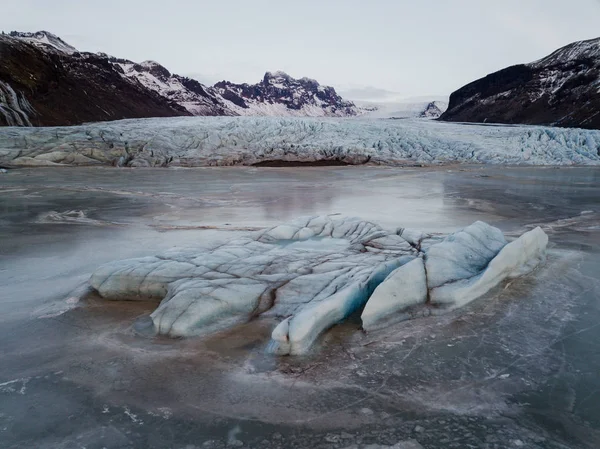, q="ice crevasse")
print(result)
[89,216,548,355]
